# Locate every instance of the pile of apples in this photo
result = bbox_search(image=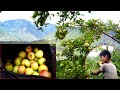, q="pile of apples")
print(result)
[4,46,51,78]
